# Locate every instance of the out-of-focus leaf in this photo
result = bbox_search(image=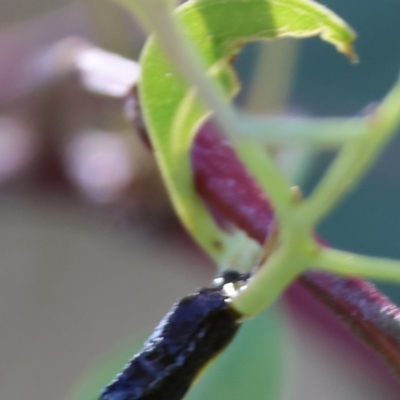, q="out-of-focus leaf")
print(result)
[68,336,145,400]
[139,0,357,260]
[186,307,284,400]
